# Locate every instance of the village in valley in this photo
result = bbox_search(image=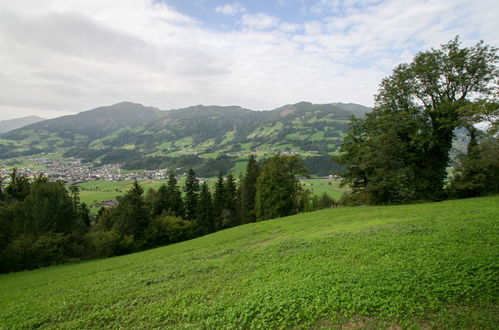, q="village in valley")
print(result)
[0,154,169,185]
